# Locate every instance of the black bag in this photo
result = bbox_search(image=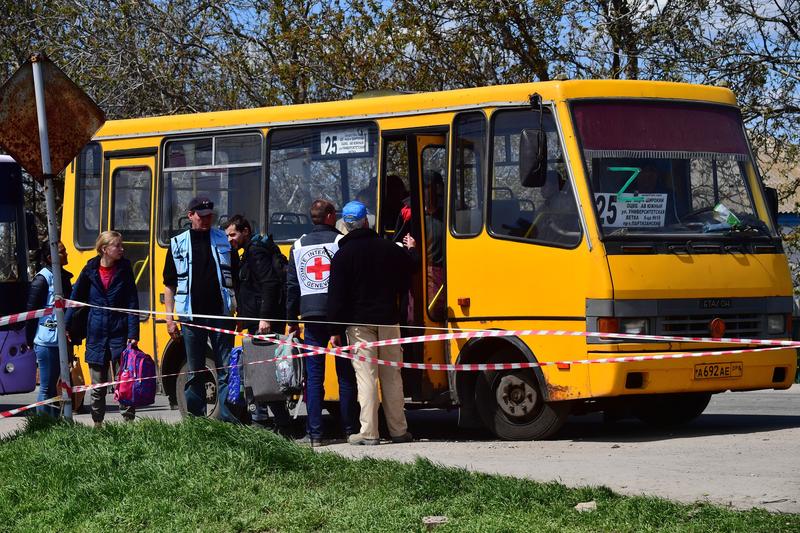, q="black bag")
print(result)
[67,273,89,345]
[67,305,88,345]
[241,336,289,403]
